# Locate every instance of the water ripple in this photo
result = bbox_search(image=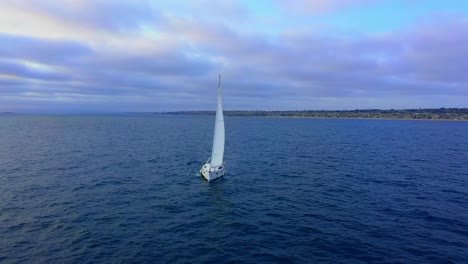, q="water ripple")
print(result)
[0,116,467,263]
